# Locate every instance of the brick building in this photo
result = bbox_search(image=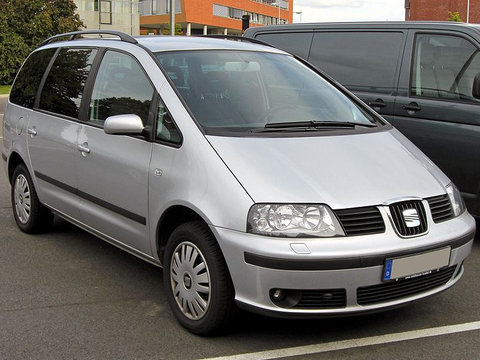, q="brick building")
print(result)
[139,0,293,35]
[406,0,480,23]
